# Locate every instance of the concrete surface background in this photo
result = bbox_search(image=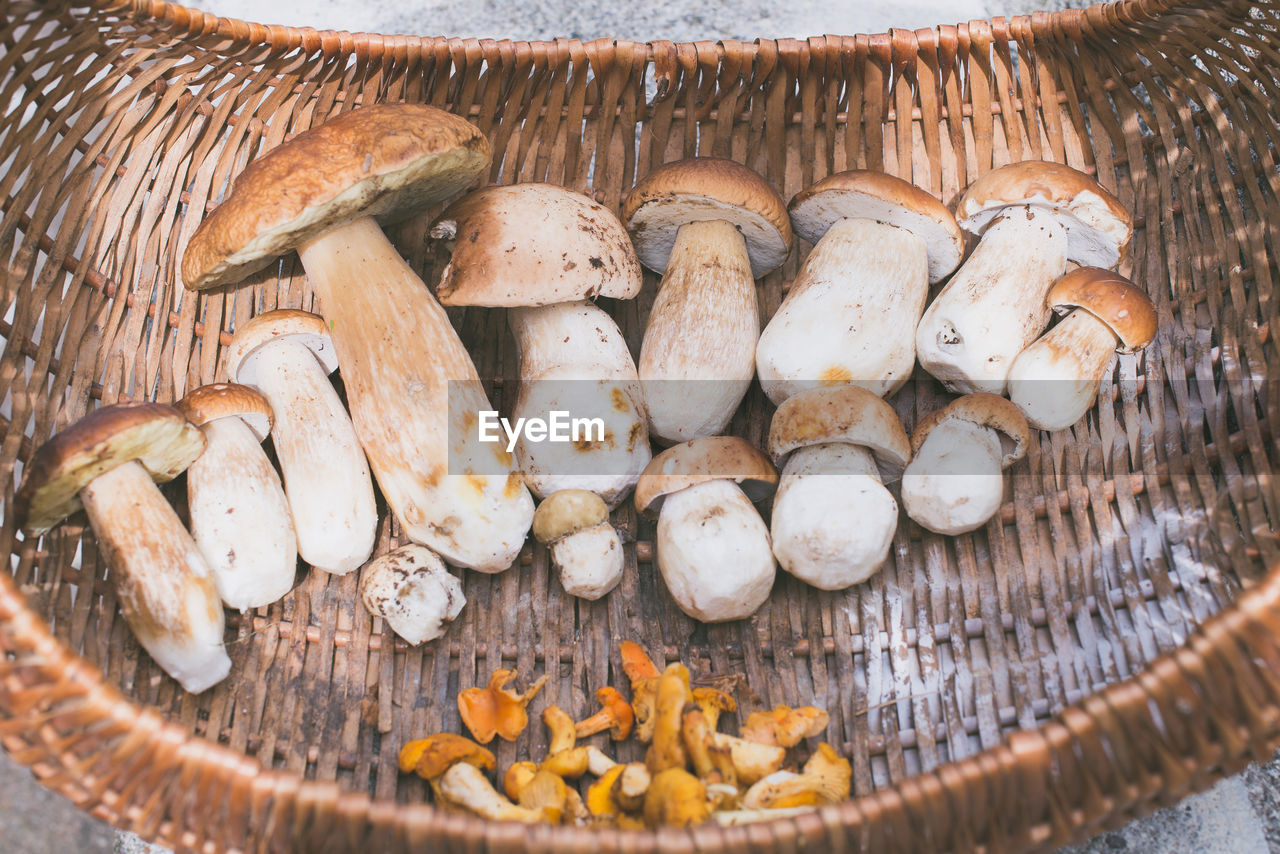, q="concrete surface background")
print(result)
[1,1,1272,852]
